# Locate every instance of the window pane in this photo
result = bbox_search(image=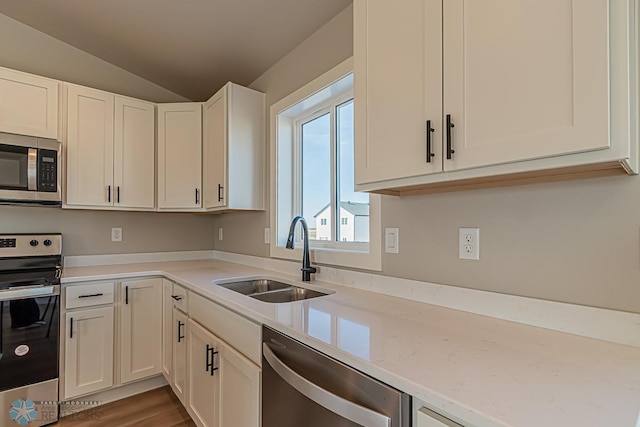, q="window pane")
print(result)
[337,100,369,243]
[302,113,331,241]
